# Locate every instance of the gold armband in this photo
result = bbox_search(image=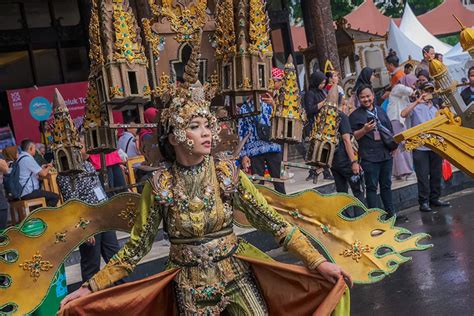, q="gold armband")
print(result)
[87,262,131,292]
[283,227,327,269]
